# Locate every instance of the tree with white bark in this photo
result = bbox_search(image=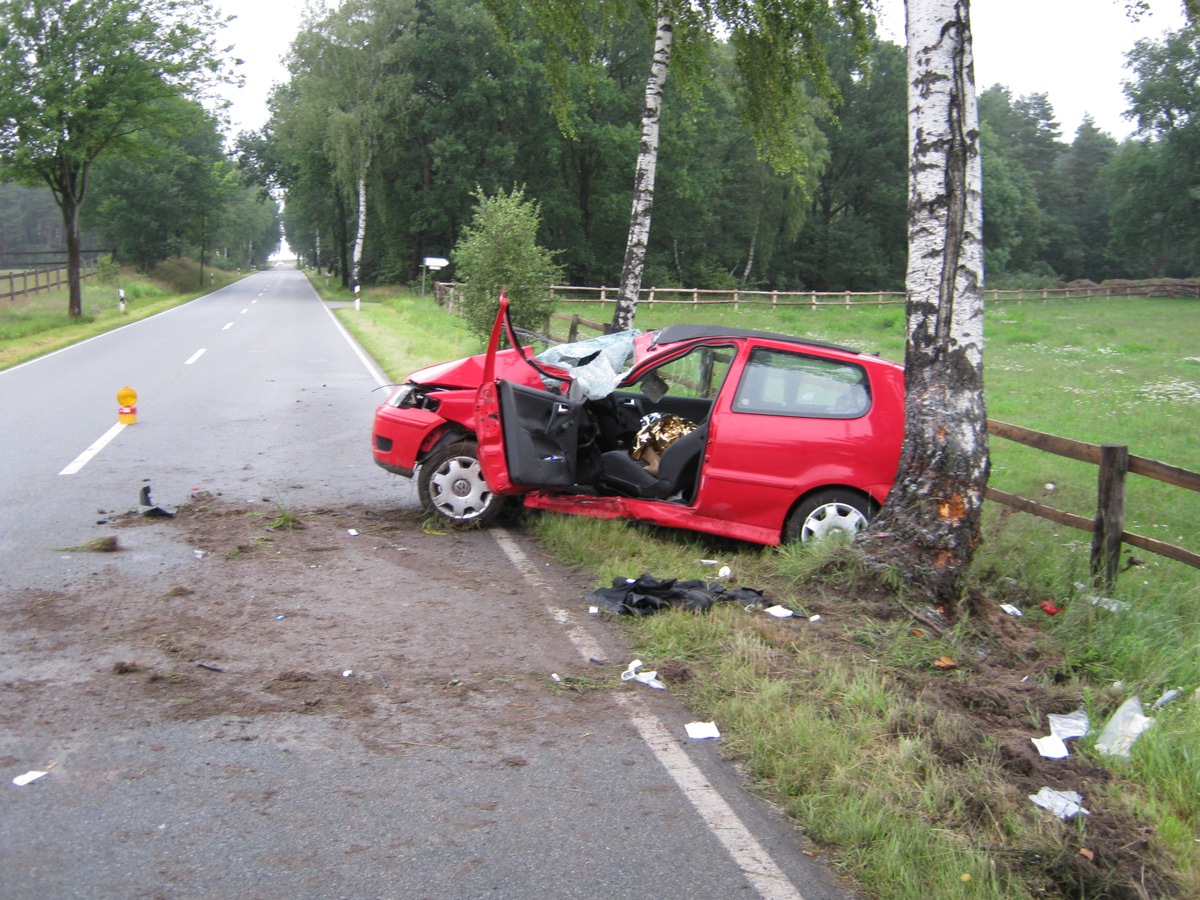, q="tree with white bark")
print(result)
[860,0,987,605]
